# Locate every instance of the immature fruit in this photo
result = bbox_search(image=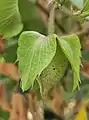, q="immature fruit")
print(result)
[39,45,68,99]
